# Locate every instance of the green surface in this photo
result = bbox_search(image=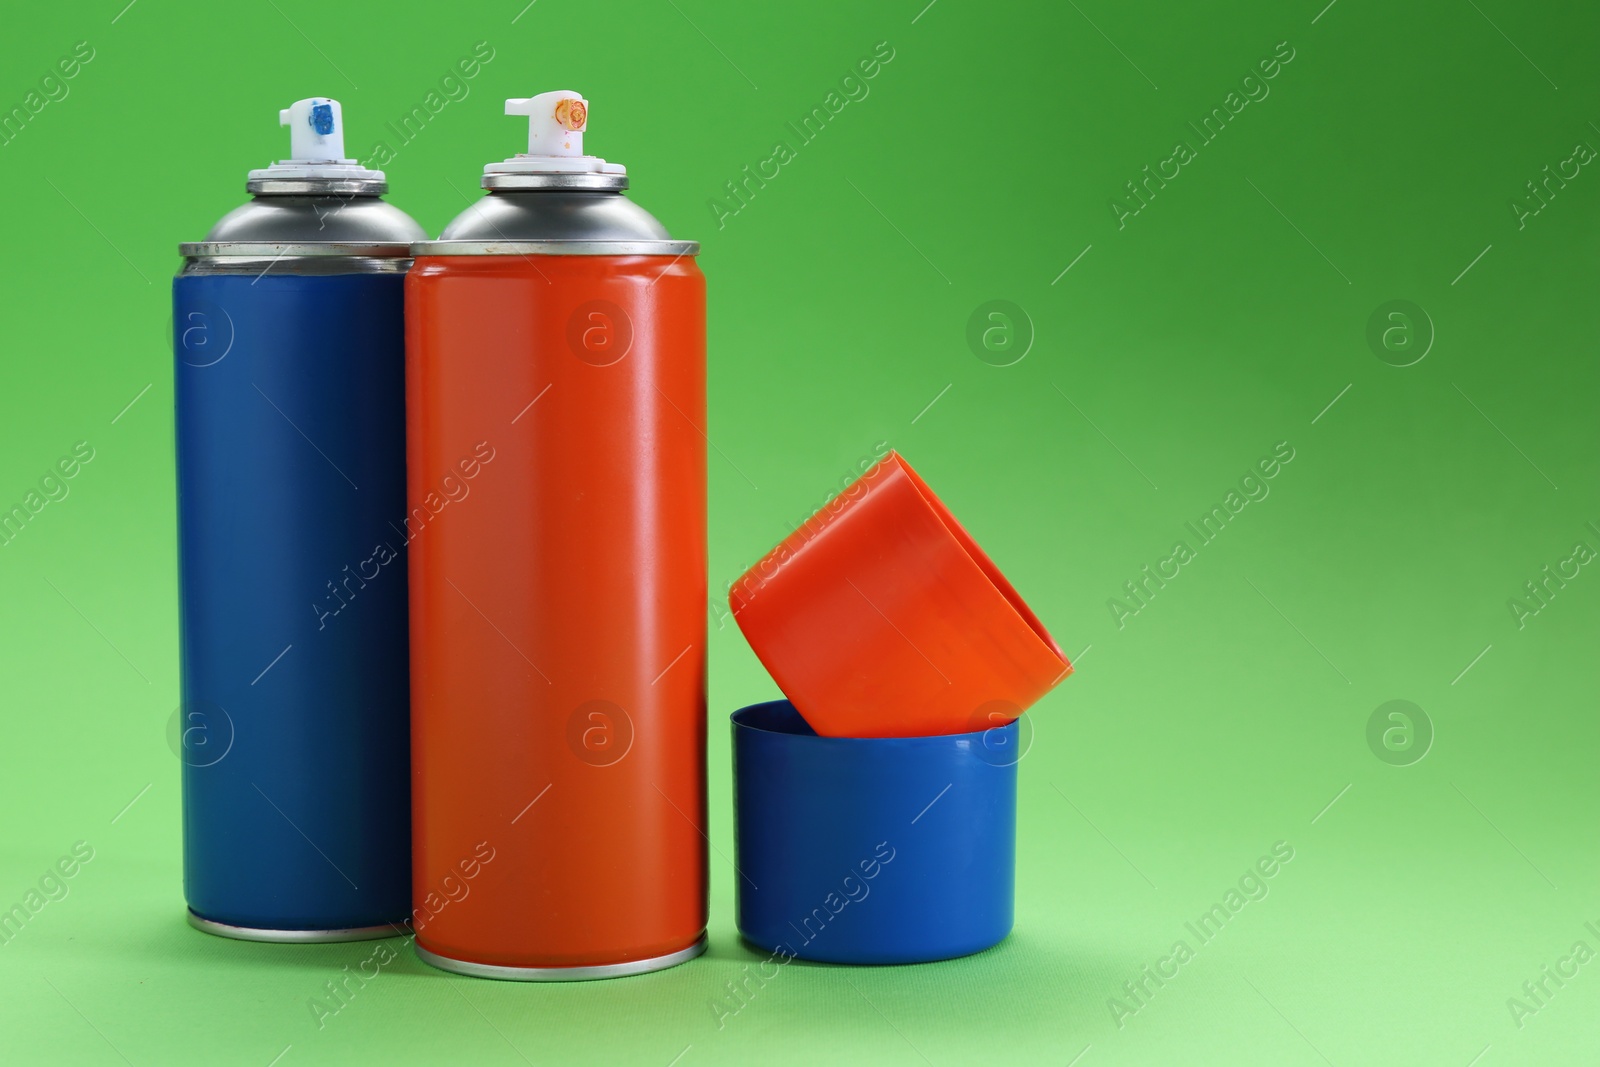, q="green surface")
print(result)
[2,0,1597,1063]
